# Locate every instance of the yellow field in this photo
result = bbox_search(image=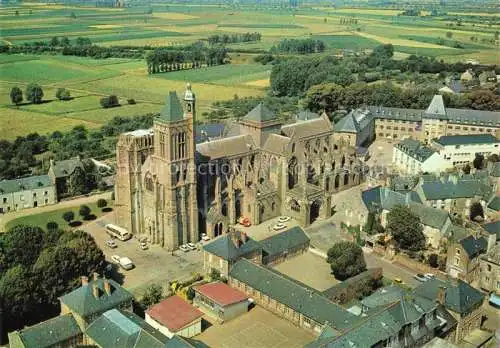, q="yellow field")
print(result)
[354,31,457,49]
[314,7,401,15]
[89,24,124,29]
[245,79,270,87]
[153,13,199,20]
